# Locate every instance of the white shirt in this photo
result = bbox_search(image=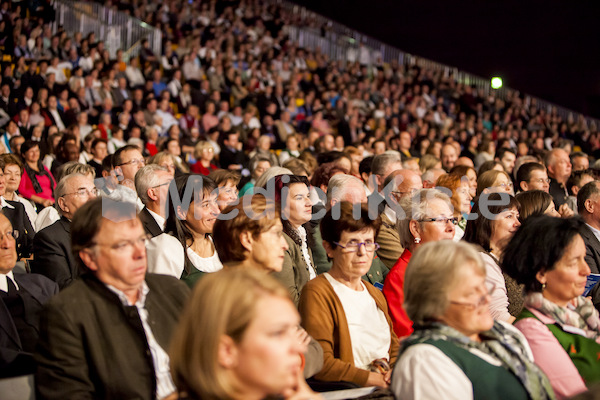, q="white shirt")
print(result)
[106,282,176,399]
[146,234,184,278]
[0,196,14,209]
[324,273,390,369]
[186,242,223,273]
[35,206,60,232]
[0,270,19,292]
[8,194,38,231]
[383,205,397,225]
[297,226,316,279]
[49,109,65,131]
